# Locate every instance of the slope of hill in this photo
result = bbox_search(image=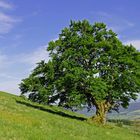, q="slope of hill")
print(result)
[0,91,140,140]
